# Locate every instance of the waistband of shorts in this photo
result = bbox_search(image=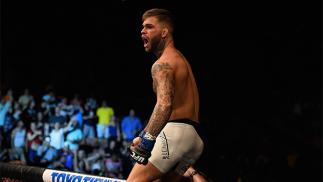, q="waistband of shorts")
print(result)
[167,118,200,129]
